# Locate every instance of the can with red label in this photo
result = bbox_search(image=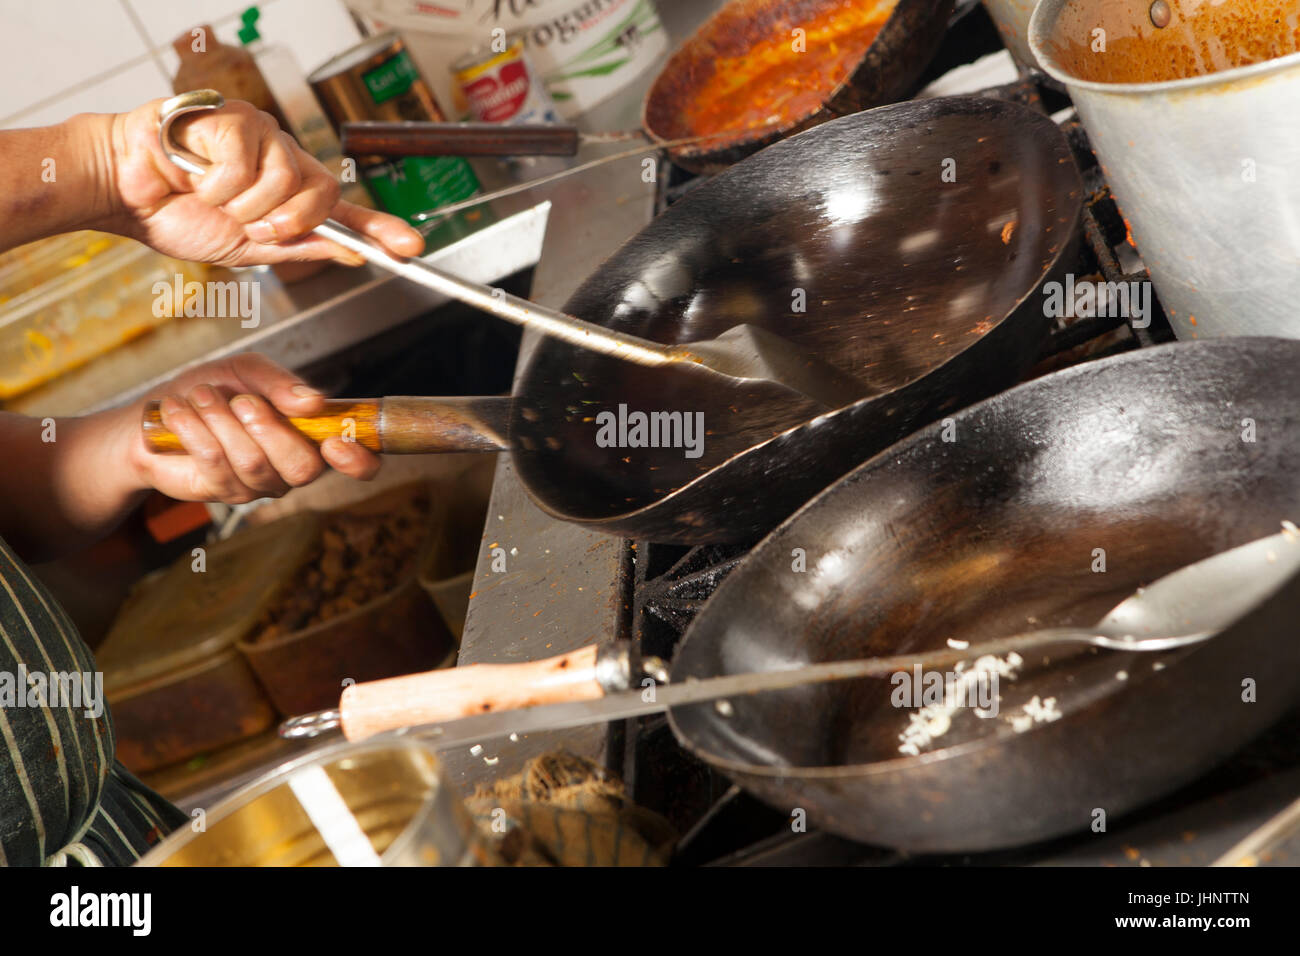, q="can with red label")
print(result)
[452,38,561,126]
[309,31,481,229]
